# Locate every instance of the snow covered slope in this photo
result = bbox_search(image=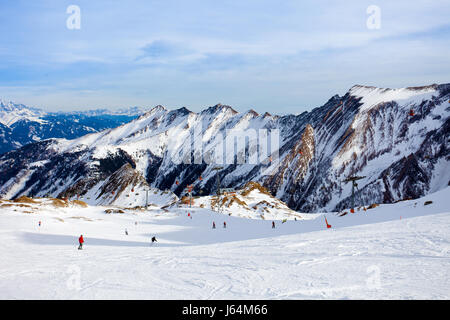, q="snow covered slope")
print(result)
[0,187,449,299]
[0,83,448,211]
